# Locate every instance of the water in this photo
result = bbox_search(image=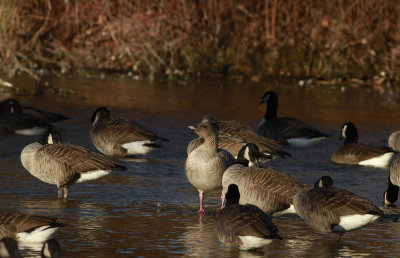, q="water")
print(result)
[1,76,399,257]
